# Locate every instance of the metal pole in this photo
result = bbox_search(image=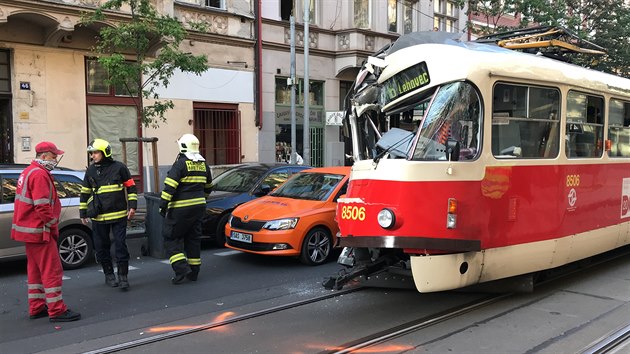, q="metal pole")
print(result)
[303,0,310,165]
[290,16,297,164]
